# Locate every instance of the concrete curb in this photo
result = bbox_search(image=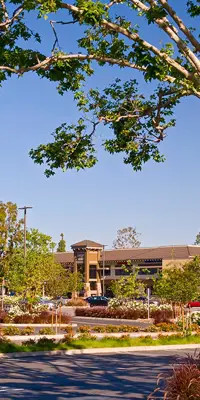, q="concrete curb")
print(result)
[1,344,200,358]
[0,323,77,327]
